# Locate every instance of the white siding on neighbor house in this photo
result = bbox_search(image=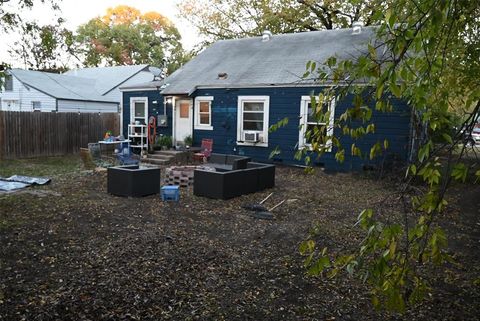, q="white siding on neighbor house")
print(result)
[57,100,118,113]
[0,76,56,112]
[102,71,154,102]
